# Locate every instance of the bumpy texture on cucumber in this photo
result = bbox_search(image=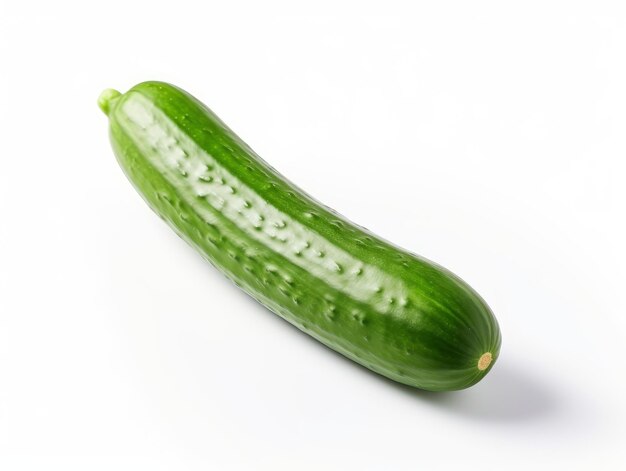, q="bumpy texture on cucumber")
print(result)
[99,82,501,391]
